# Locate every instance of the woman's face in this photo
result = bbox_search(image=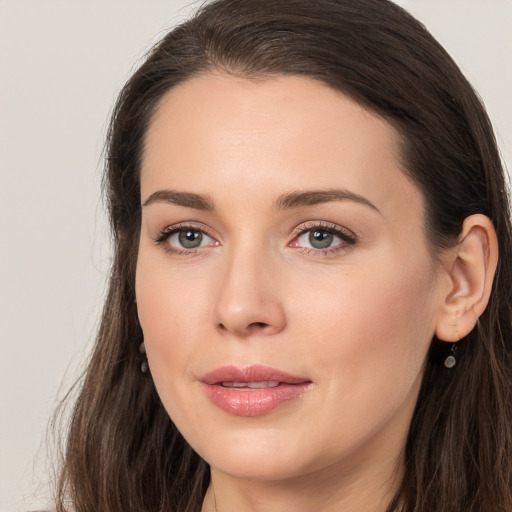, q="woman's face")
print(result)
[136,74,447,481]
